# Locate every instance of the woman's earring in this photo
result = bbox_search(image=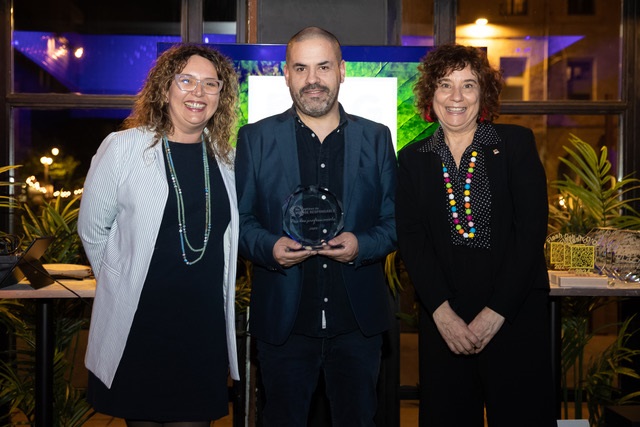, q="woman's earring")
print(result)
[479,109,488,123]
[424,106,434,122]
